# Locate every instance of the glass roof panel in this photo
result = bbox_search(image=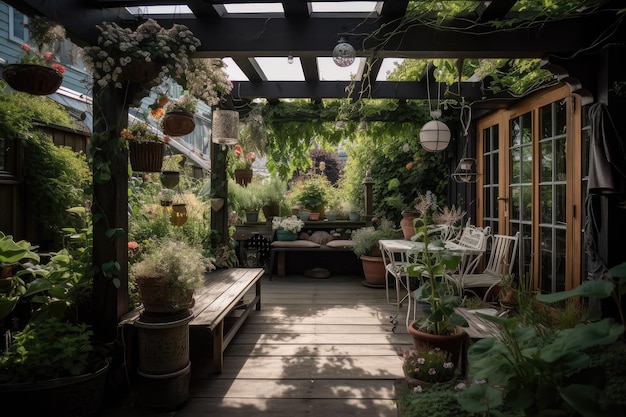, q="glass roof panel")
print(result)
[317,57,364,81]
[126,5,193,16]
[376,58,404,81]
[222,58,249,81]
[223,3,284,14]
[255,57,305,81]
[310,1,380,14]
